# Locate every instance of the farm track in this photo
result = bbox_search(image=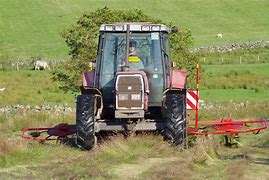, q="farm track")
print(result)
[112,157,179,179]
